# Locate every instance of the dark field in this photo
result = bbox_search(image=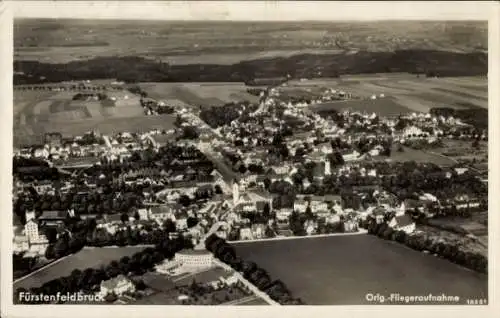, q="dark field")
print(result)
[311,97,411,117]
[235,235,487,305]
[382,146,457,166]
[14,246,149,290]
